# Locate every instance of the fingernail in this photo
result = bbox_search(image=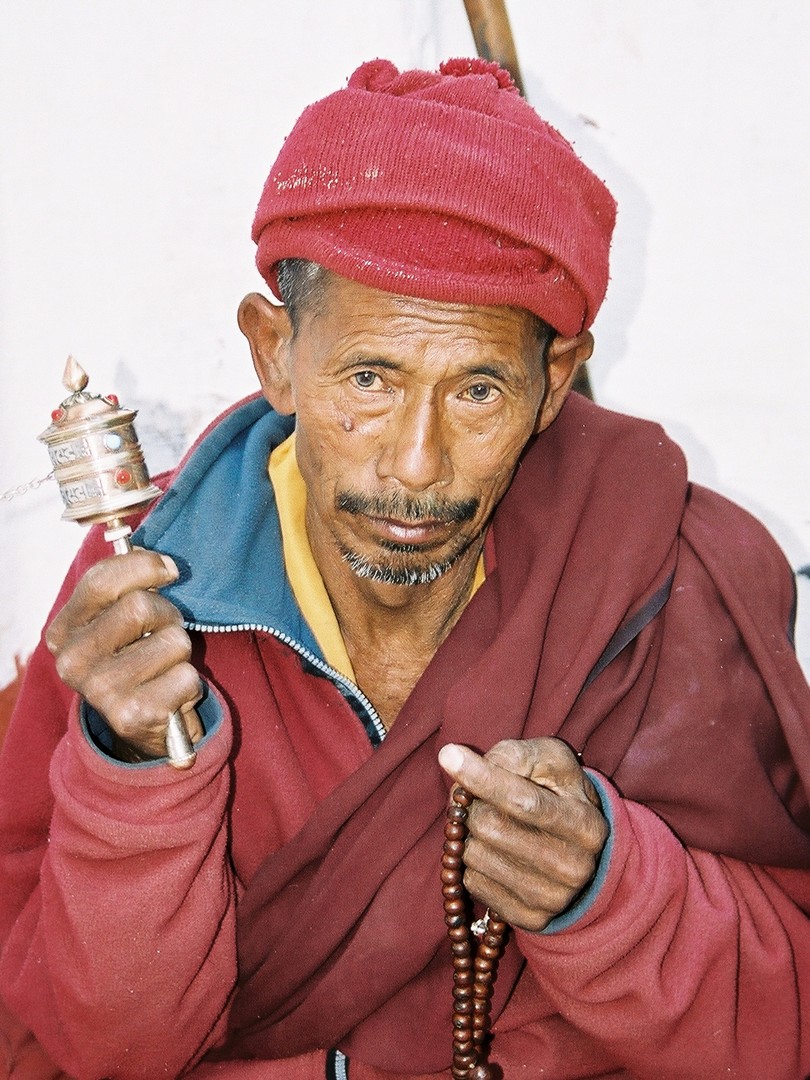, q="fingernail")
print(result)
[438,744,465,772]
[160,554,179,578]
